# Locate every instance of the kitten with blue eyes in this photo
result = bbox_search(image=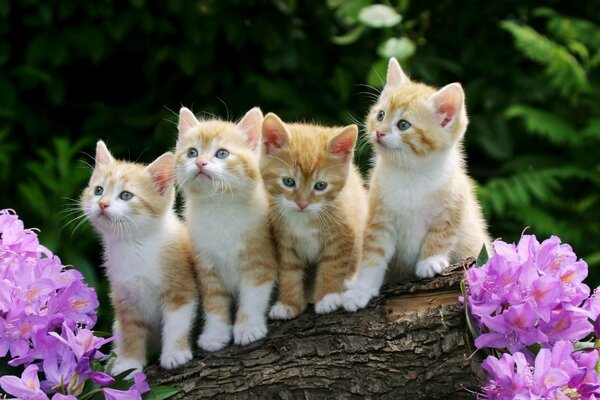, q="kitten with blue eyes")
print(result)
[259,113,368,319]
[81,141,198,375]
[342,58,491,312]
[175,107,277,351]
